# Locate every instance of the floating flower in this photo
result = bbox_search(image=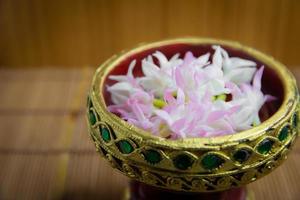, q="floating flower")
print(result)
[139,52,182,97]
[107,60,141,105]
[154,89,237,138]
[107,46,275,139]
[227,66,276,131]
[214,45,257,85]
